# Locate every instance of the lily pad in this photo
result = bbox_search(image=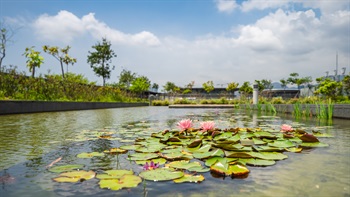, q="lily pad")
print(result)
[77,152,104,158]
[205,157,237,167]
[53,170,96,182]
[139,168,184,181]
[250,152,288,160]
[96,170,133,179]
[161,152,193,160]
[135,158,167,165]
[238,158,276,166]
[268,139,295,148]
[103,148,128,154]
[174,174,205,183]
[48,164,84,173]
[193,149,224,159]
[165,160,202,170]
[99,174,142,190]
[285,147,303,153]
[210,161,249,177]
[300,142,329,147]
[119,144,141,150]
[128,153,159,161]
